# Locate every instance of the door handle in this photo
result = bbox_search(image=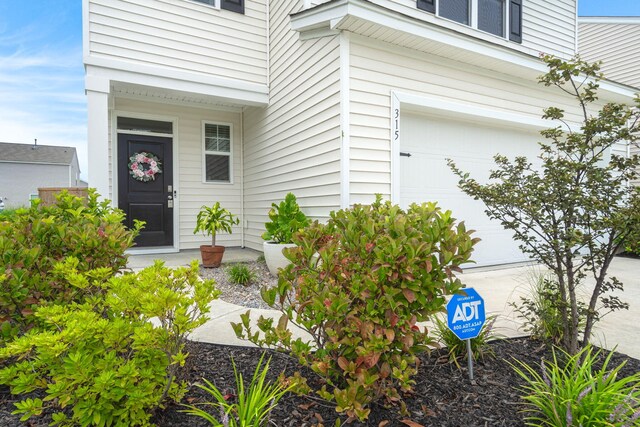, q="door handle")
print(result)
[400,152,412,157]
